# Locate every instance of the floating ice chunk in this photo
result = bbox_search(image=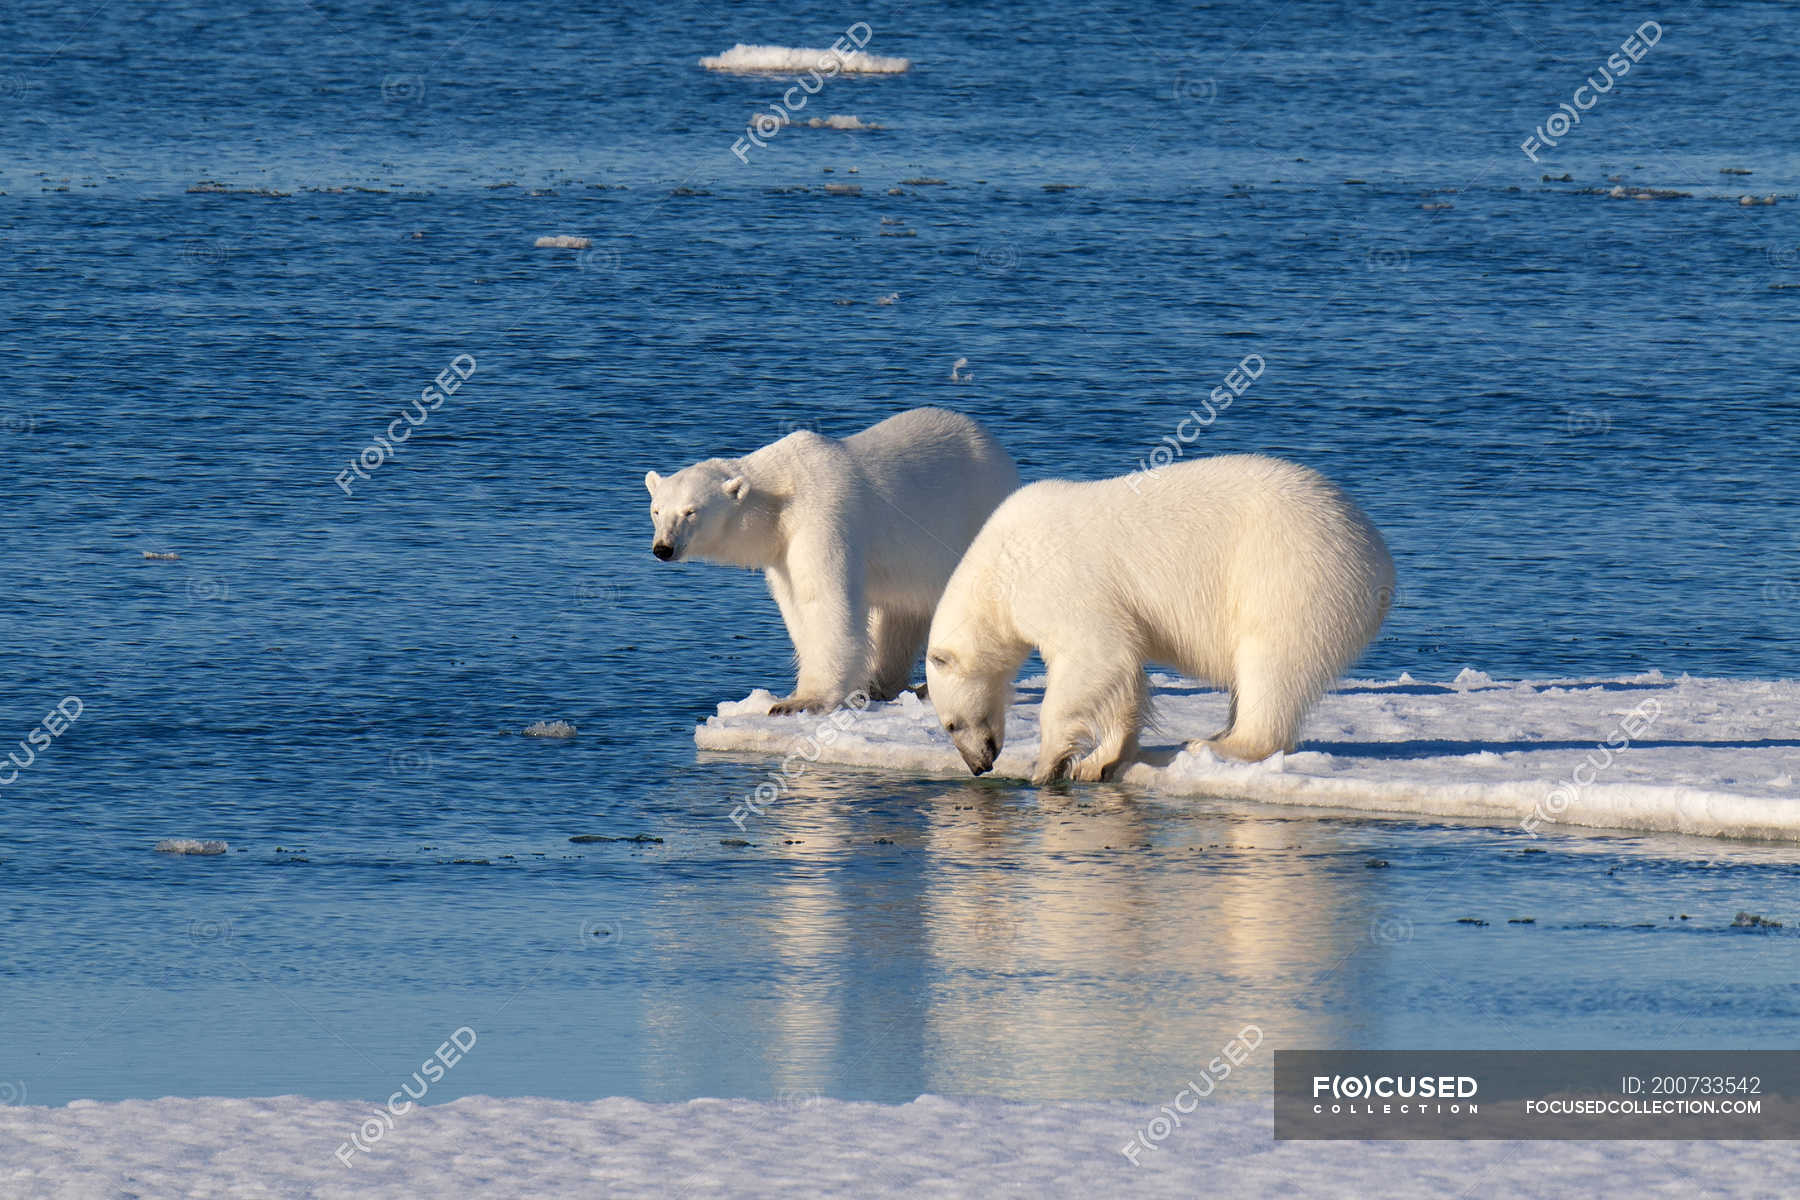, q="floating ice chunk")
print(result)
[534,235,591,249]
[141,551,180,561]
[155,839,227,855]
[697,674,1800,842]
[699,44,911,75]
[751,113,881,131]
[1451,667,1494,689]
[523,720,578,738]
